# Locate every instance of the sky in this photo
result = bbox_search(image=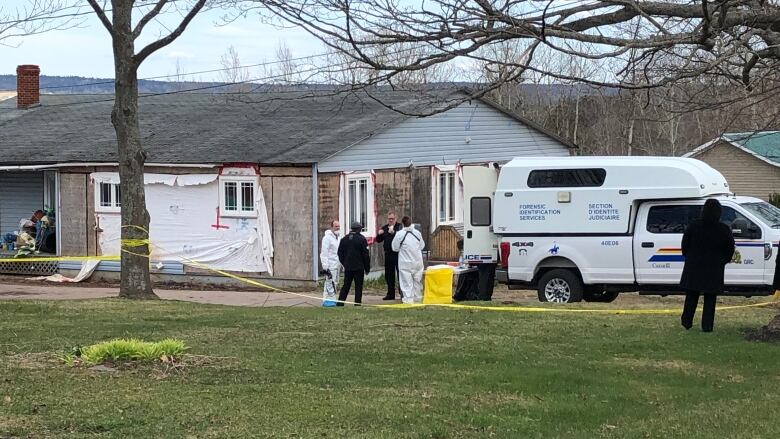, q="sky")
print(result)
[0,1,324,81]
